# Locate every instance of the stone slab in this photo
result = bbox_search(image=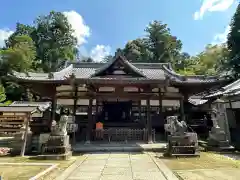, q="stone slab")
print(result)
[76,165,105,172]
[176,169,240,180]
[102,167,132,175]
[100,175,133,180]
[67,172,101,180]
[133,172,166,180]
